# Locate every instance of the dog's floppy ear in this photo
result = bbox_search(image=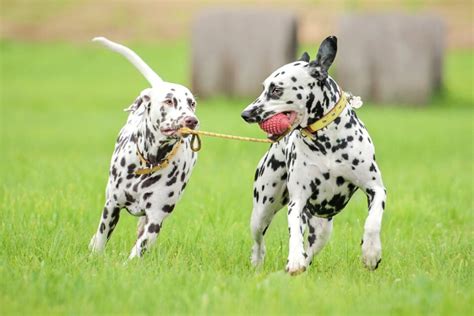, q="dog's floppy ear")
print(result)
[308,36,337,81]
[298,52,310,62]
[124,89,151,112]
